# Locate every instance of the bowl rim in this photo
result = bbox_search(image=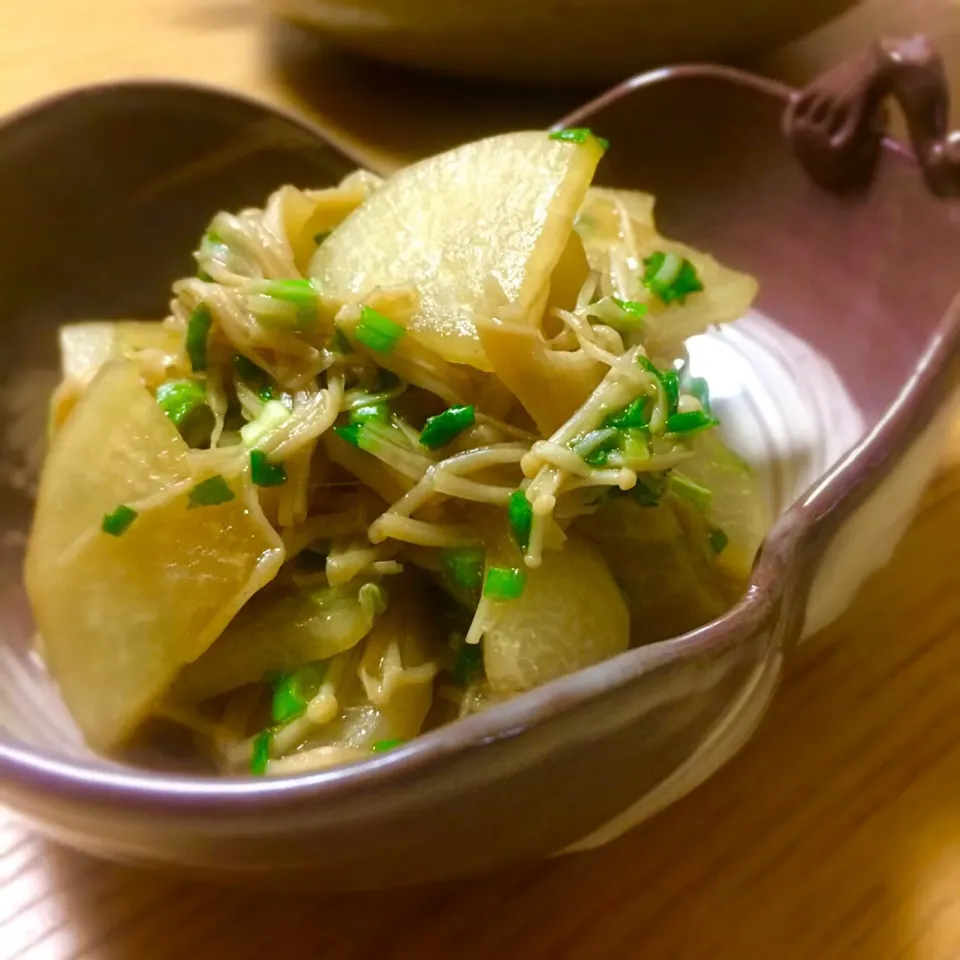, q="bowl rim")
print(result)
[2,65,958,815]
